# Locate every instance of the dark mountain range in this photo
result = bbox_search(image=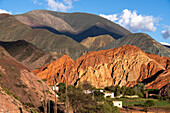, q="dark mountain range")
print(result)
[0,40,57,70]
[164,45,170,49]
[0,14,87,60]
[15,10,131,42]
[98,33,170,57]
